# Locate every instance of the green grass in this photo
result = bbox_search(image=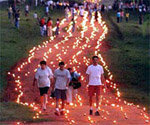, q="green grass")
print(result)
[0,102,51,122]
[101,11,150,112]
[0,3,64,96]
[0,2,64,122]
